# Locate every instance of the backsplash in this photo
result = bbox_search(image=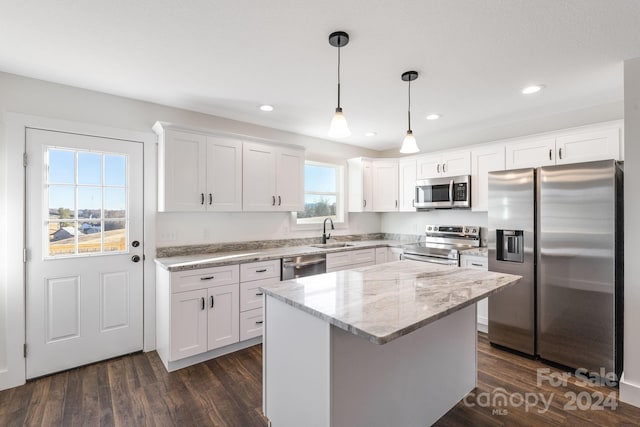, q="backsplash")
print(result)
[155,233,421,258]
